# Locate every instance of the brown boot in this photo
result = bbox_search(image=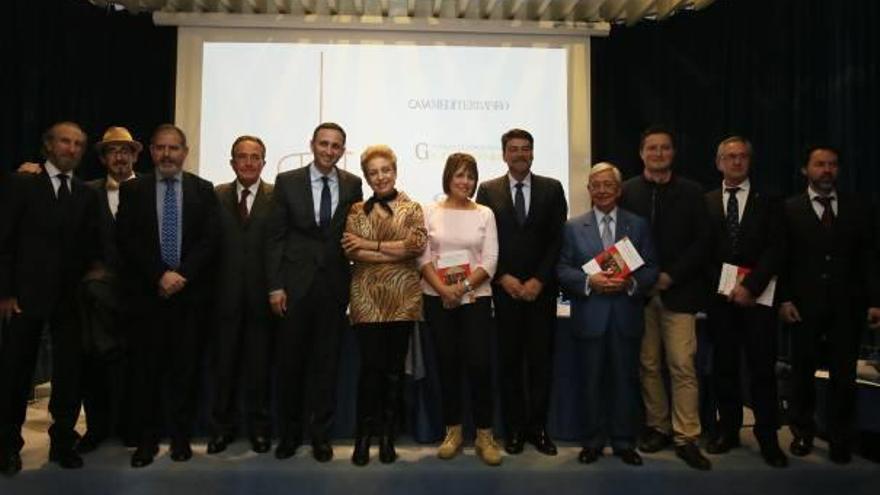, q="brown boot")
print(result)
[474,428,502,466]
[437,425,463,460]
